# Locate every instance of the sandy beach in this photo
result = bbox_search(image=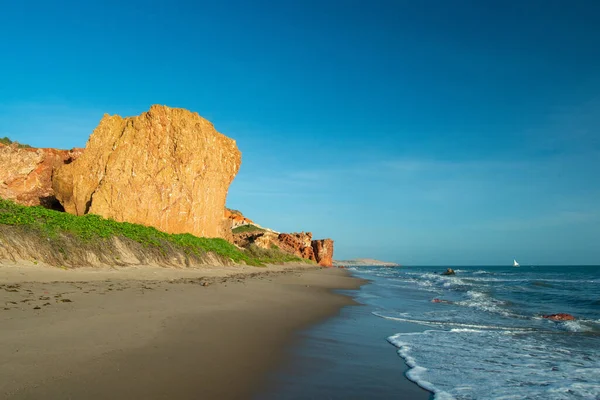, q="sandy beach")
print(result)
[0,262,364,399]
